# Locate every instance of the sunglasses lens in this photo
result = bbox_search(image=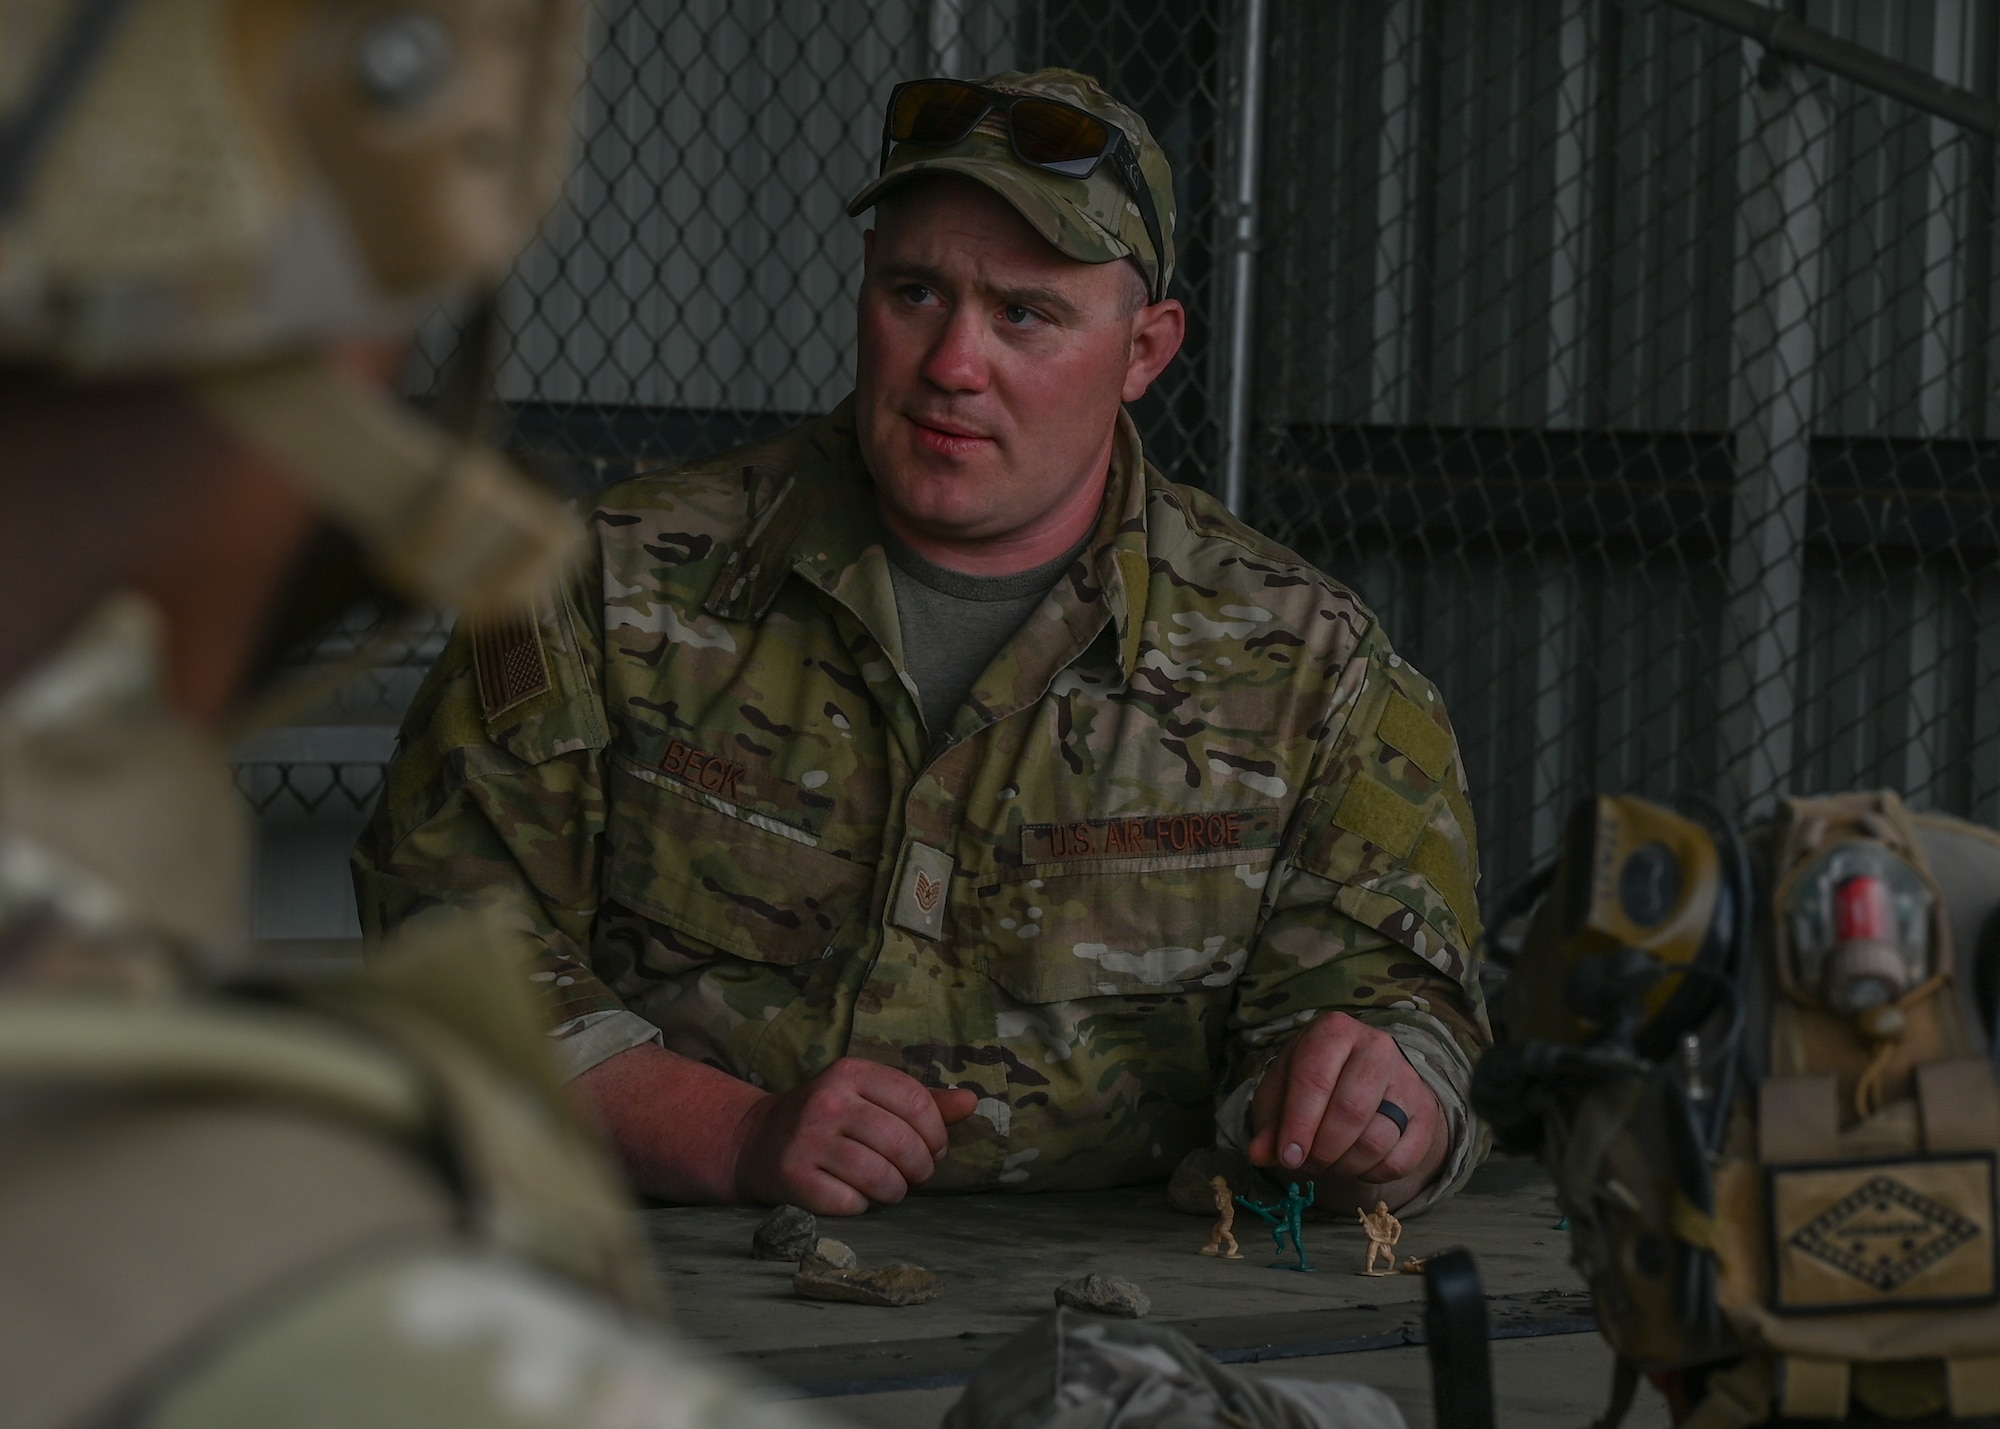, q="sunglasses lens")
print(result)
[1010,99,1110,174]
[891,80,991,145]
